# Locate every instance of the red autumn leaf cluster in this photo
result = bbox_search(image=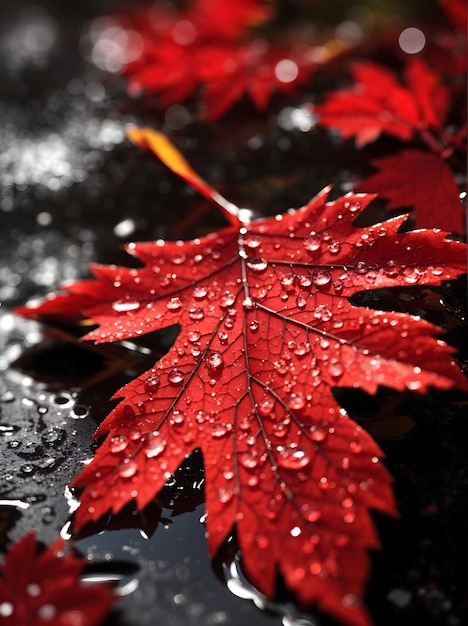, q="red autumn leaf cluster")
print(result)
[312,54,466,233]
[19,129,468,626]
[0,532,116,626]
[102,0,318,120]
